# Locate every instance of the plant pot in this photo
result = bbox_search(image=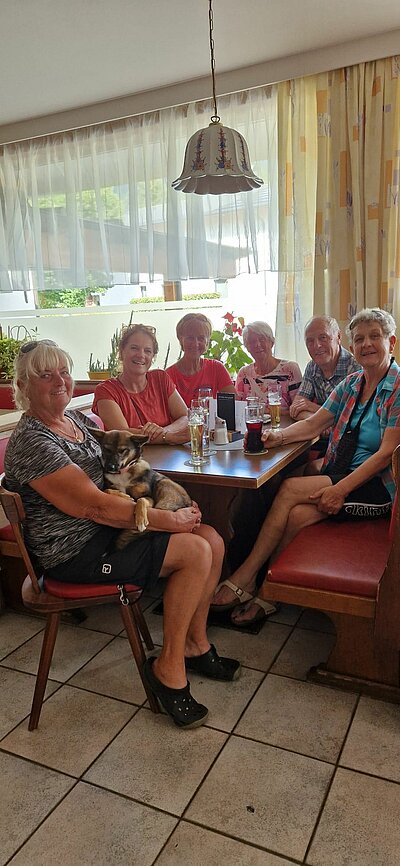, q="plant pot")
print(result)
[87,370,110,380]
